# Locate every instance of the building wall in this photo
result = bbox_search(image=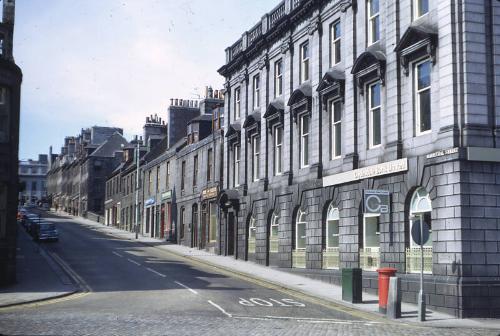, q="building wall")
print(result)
[218,0,500,318]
